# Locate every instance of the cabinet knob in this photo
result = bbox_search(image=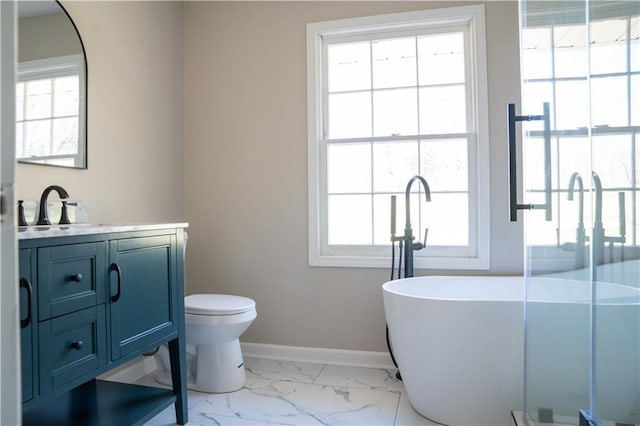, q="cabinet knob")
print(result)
[68,273,83,283]
[70,340,84,350]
